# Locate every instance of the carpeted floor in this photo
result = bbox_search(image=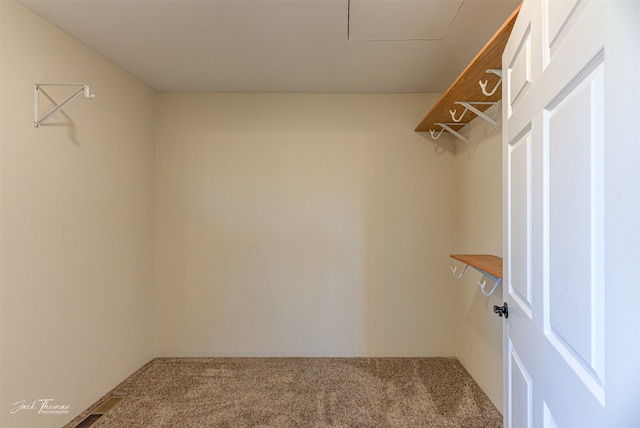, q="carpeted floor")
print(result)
[65,357,503,428]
